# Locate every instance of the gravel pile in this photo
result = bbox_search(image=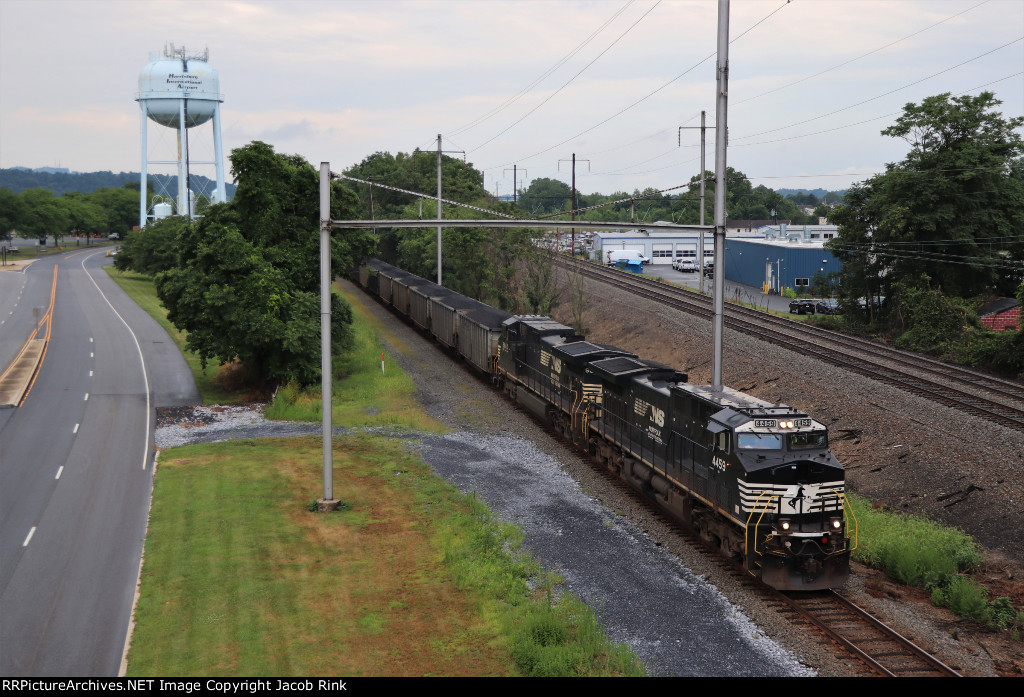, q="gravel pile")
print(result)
[154,404,326,448]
